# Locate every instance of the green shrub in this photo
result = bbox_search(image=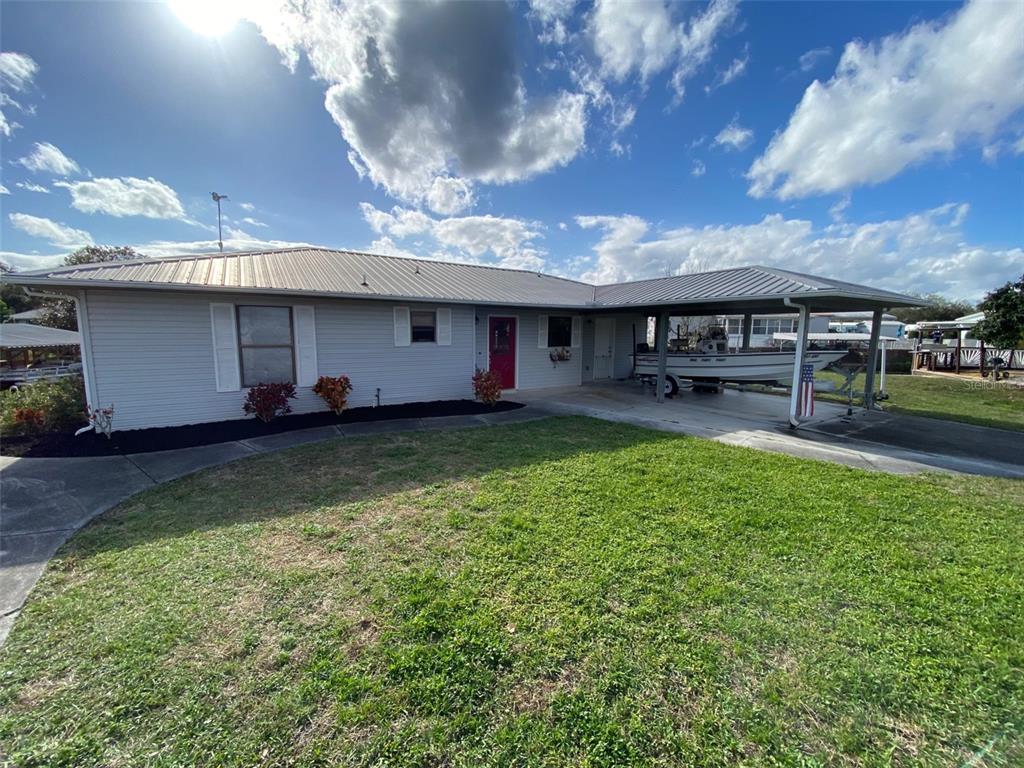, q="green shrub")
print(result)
[0,376,87,437]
